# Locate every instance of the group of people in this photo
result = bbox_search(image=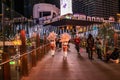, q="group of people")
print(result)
[47,32,71,59]
[74,33,120,63]
[86,34,120,63]
[47,32,120,63]
[74,34,95,59]
[86,34,103,60]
